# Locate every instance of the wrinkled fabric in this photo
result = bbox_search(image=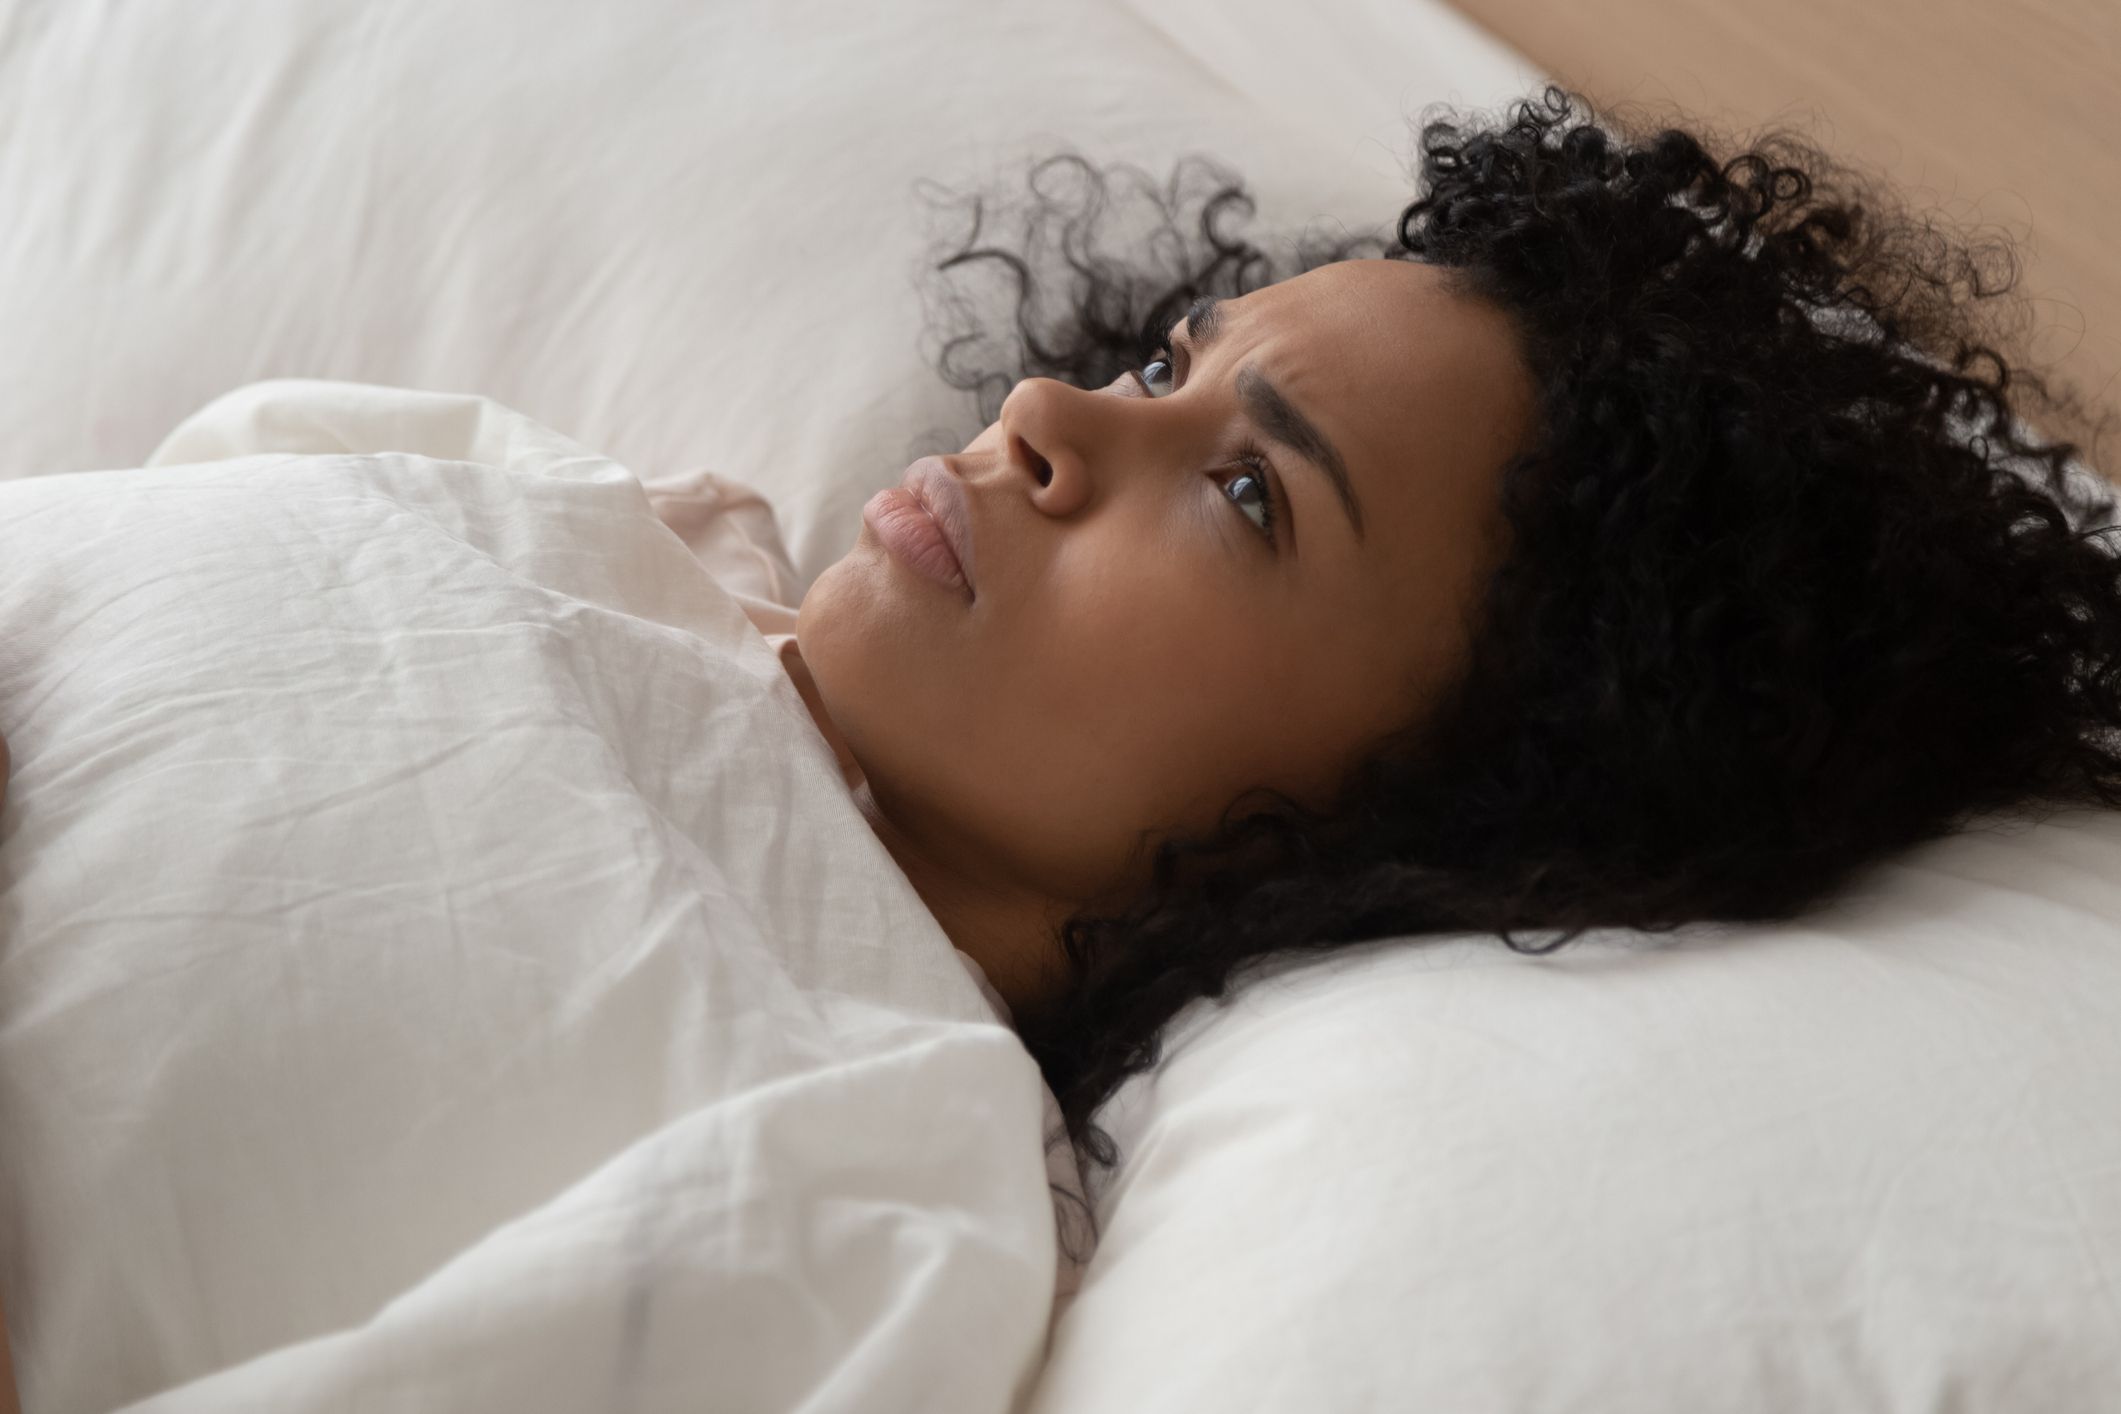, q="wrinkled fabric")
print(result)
[0,379,1068,1414]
